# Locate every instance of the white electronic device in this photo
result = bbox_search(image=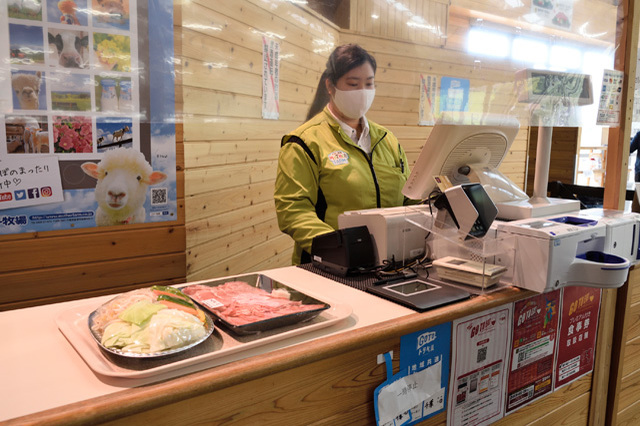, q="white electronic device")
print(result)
[402,114,521,201]
[432,256,507,288]
[578,209,640,265]
[399,113,572,220]
[438,183,498,241]
[338,205,432,265]
[496,215,631,293]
